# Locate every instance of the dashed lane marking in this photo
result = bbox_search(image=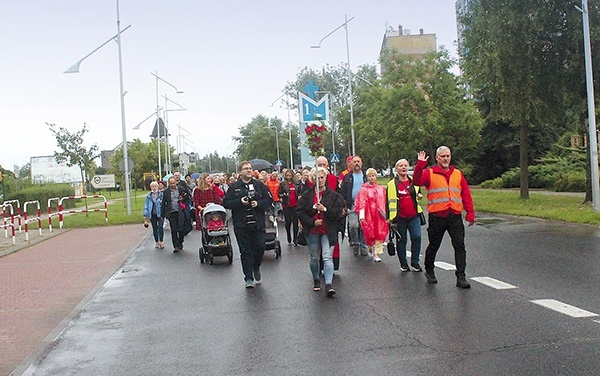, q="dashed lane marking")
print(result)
[471,277,517,290]
[531,299,599,318]
[434,261,456,270]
